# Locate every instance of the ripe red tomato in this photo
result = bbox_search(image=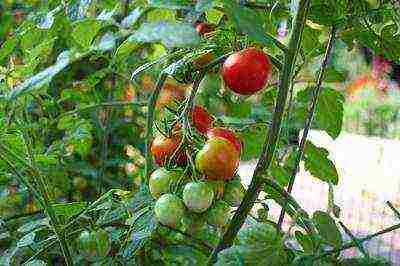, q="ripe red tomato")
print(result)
[207,127,241,154]
[195,137,240,181]
[196,22,215,36]
[151,131,186,166]
[222,48,272,95]
[191,105,214,134]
